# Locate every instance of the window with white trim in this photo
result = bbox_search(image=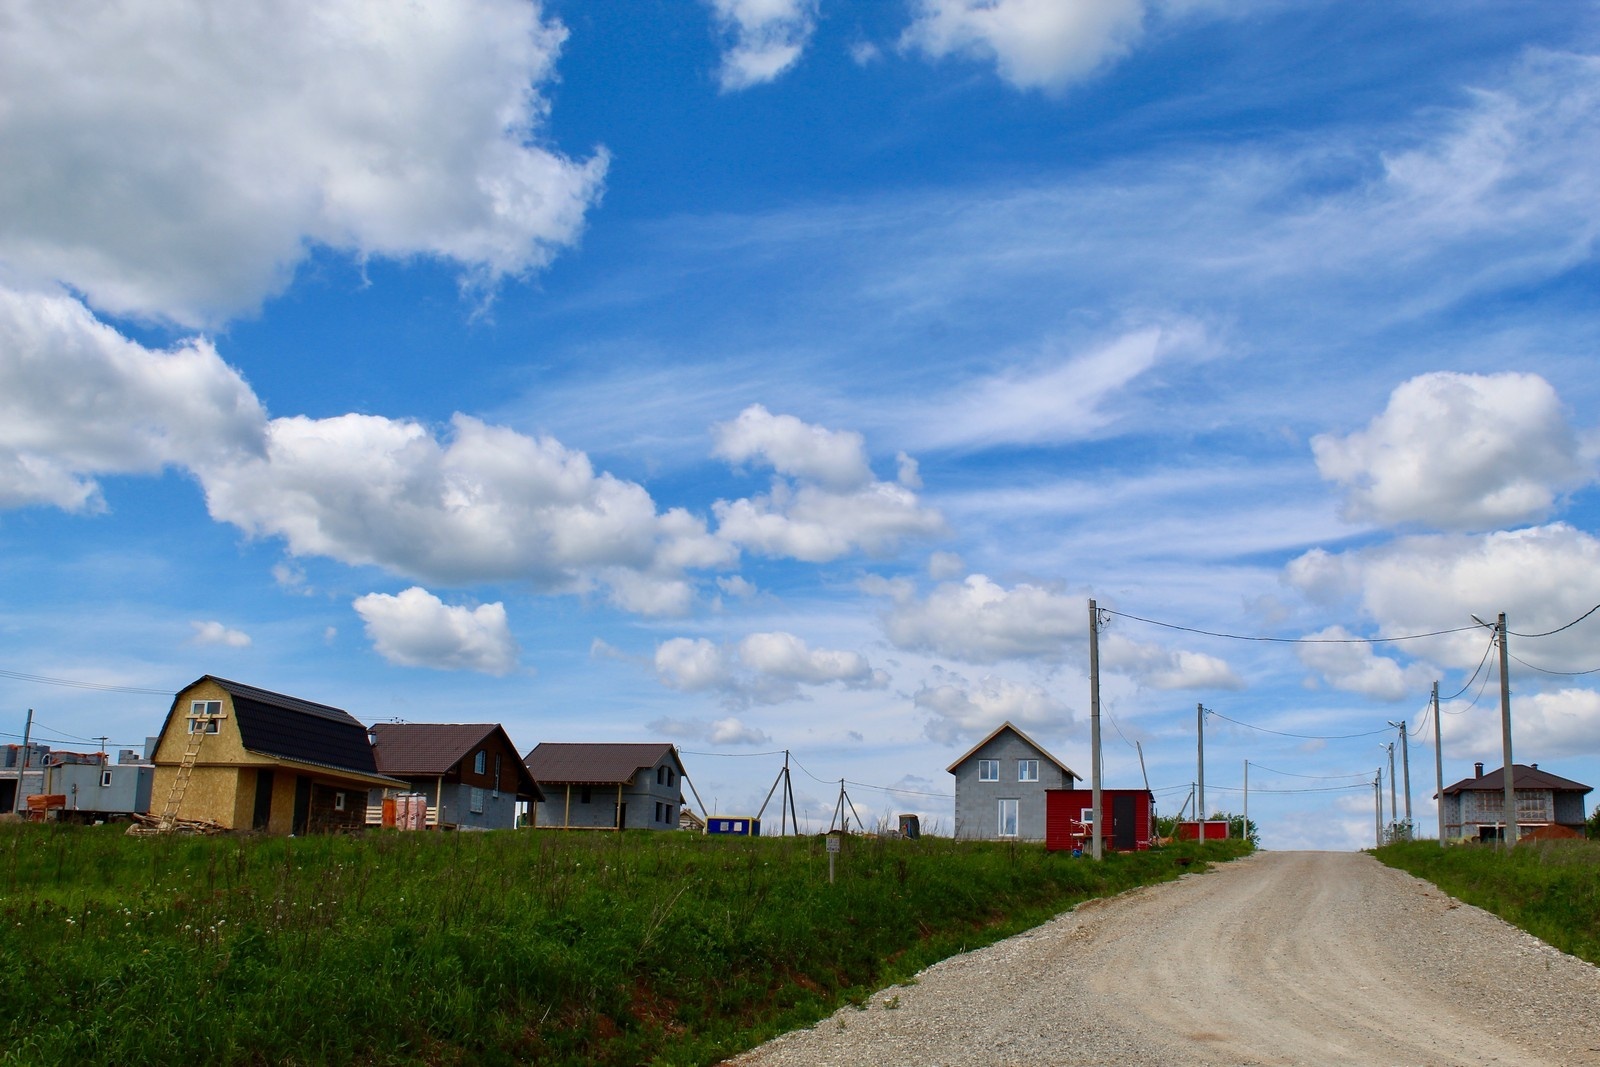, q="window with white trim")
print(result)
[473,750,487,775]
[100,769,114,788]
[187,699,223,734]
[998,799,1019,838]
[978,759,999,782]
[1018,759,1039,782]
